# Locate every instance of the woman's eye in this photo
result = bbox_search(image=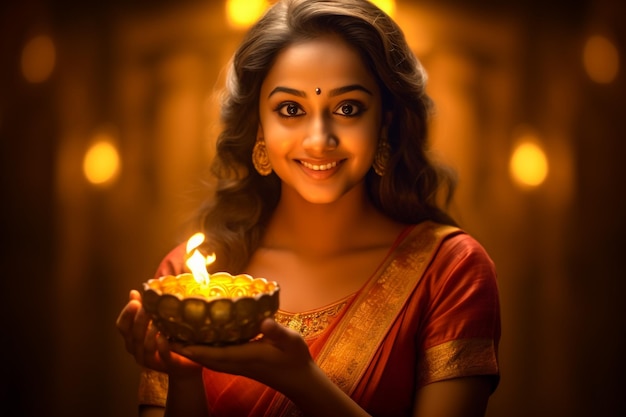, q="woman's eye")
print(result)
[334,102,364,117]
[276,102,305,117]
